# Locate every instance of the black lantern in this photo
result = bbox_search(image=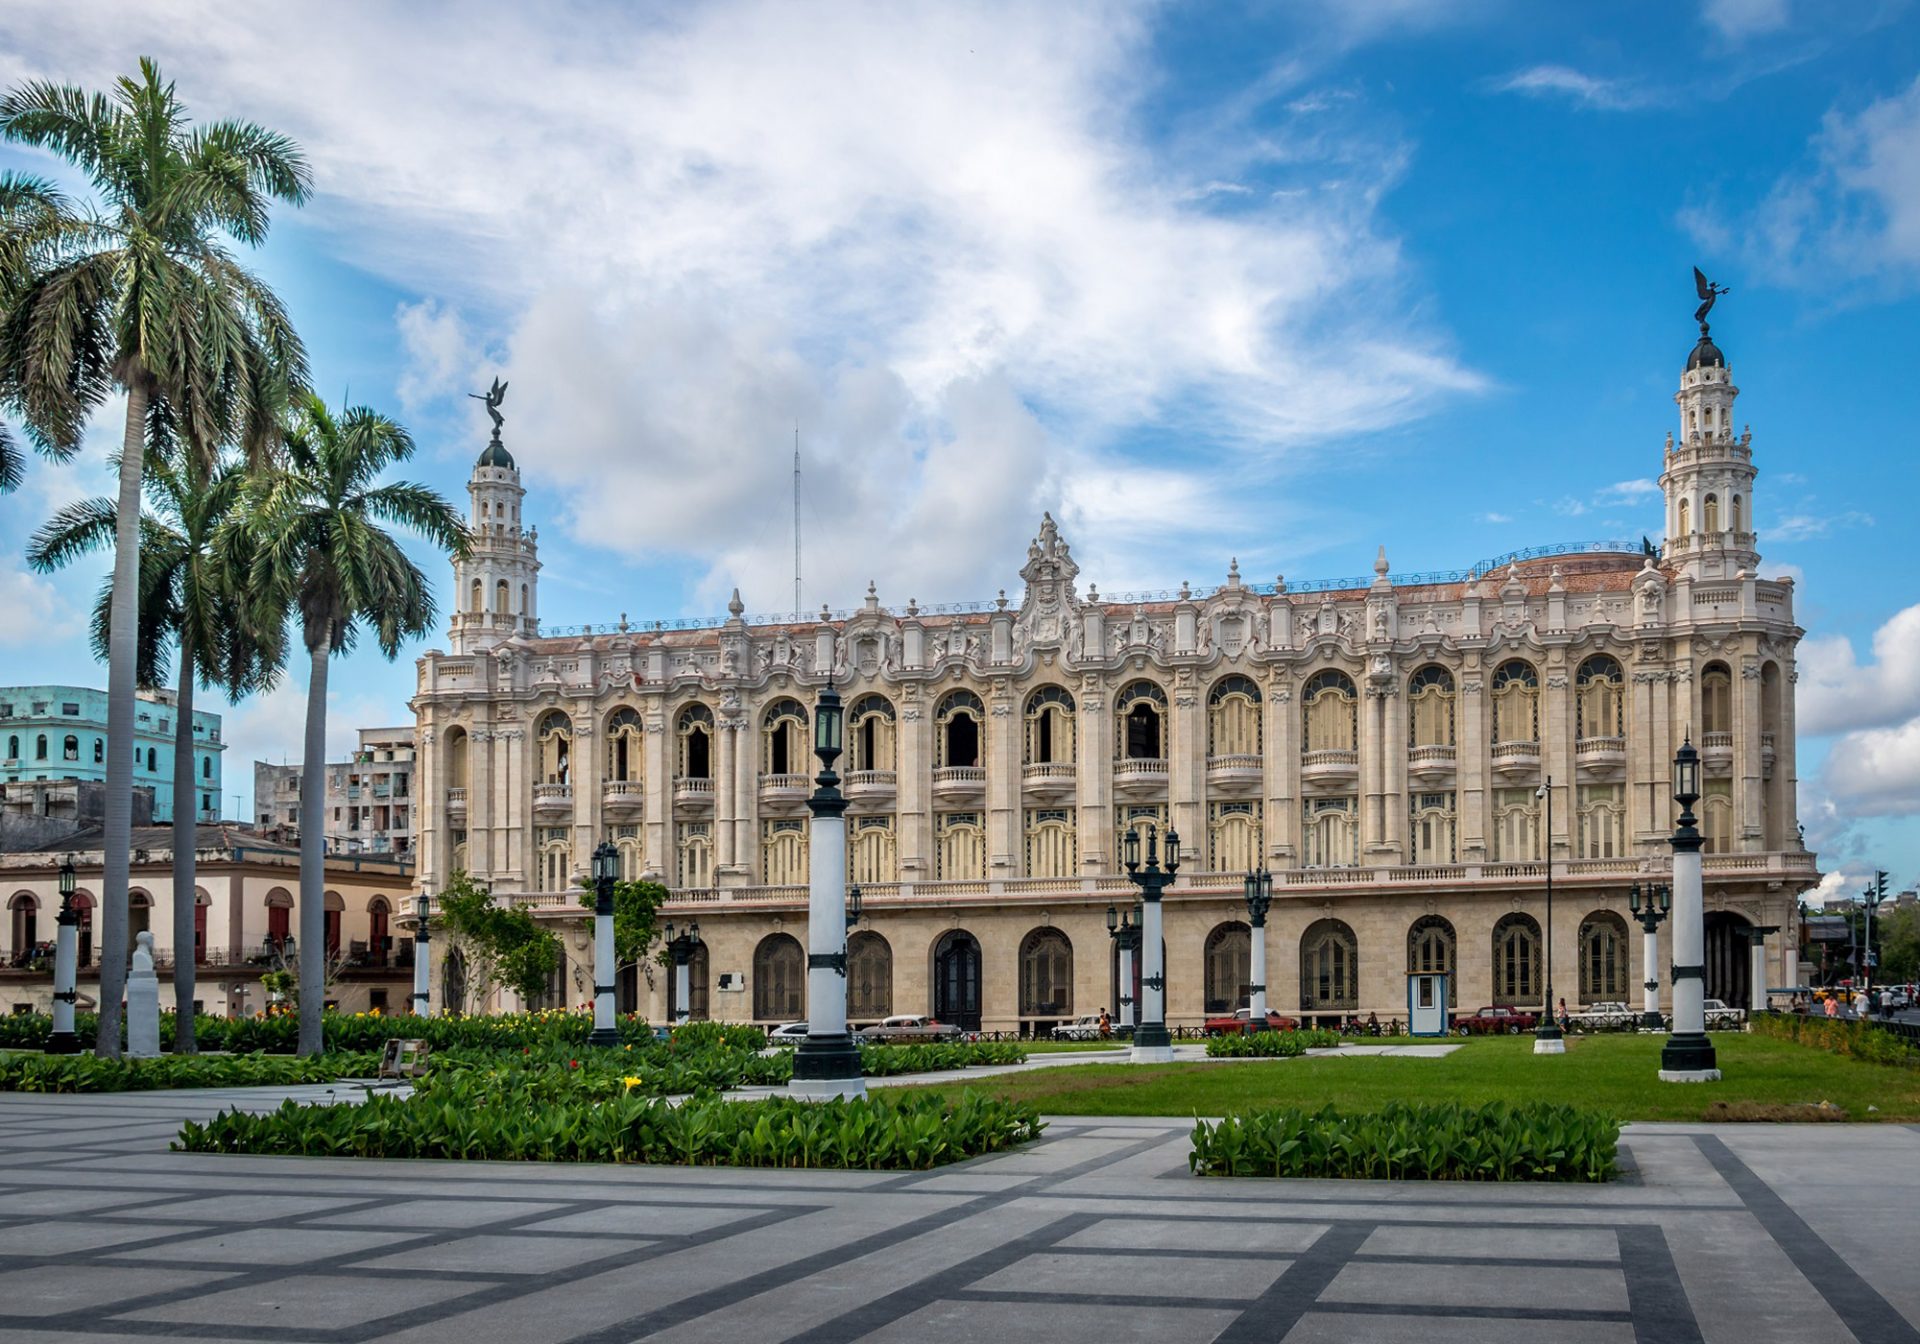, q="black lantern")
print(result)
[591,840,618,886]
[1242,867,1272,925]
[1673,734,1701,809]
[1122,827,1141,872]
[1105,903,1118,934]
[1163,826,1181,875]
[57,858,75,901]
[1628,882,1644,917]
[814,686,844,766]
[662,920,677,946]
[846,883,863,931]
[415,891,430,923]
[686,918,700,943]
